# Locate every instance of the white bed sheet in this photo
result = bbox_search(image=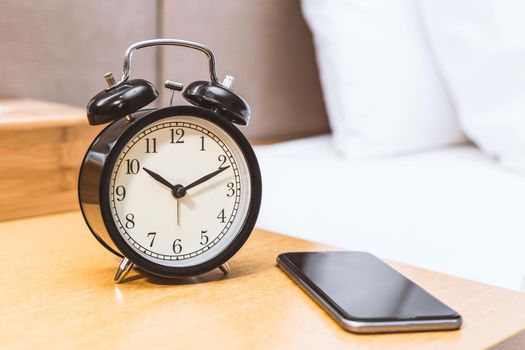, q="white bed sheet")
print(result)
[255,135,525,292]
